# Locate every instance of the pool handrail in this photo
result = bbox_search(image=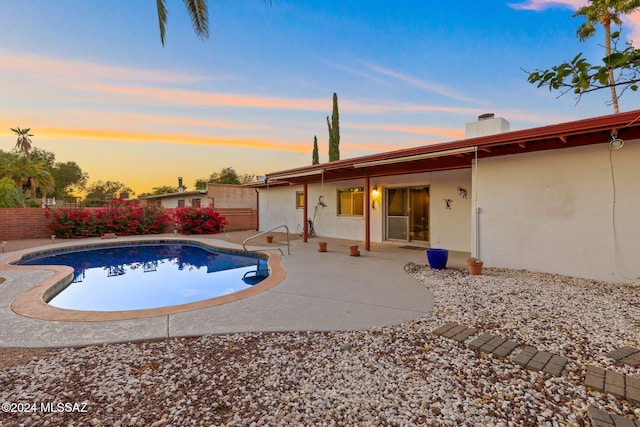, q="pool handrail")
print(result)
[243,225,290,255]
